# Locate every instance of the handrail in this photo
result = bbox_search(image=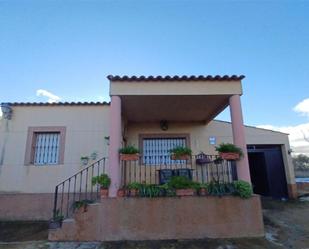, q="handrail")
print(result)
[52,157,108,220]
[55,157,108,187]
